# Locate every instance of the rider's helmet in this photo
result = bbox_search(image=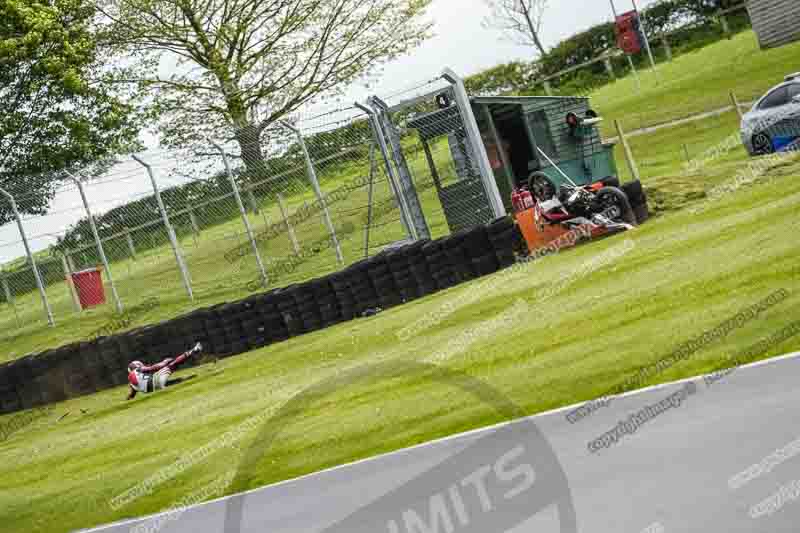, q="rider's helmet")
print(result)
[128,360,144,372]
